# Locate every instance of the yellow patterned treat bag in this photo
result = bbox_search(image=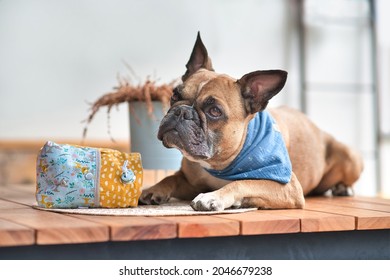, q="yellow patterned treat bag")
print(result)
[36,141,143,208]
